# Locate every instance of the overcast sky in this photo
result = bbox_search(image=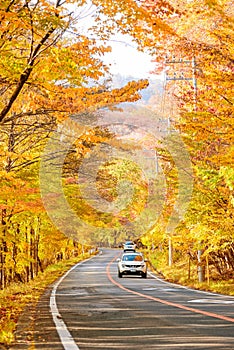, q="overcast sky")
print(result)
[76,3,157,79]
[103,33,156,79]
